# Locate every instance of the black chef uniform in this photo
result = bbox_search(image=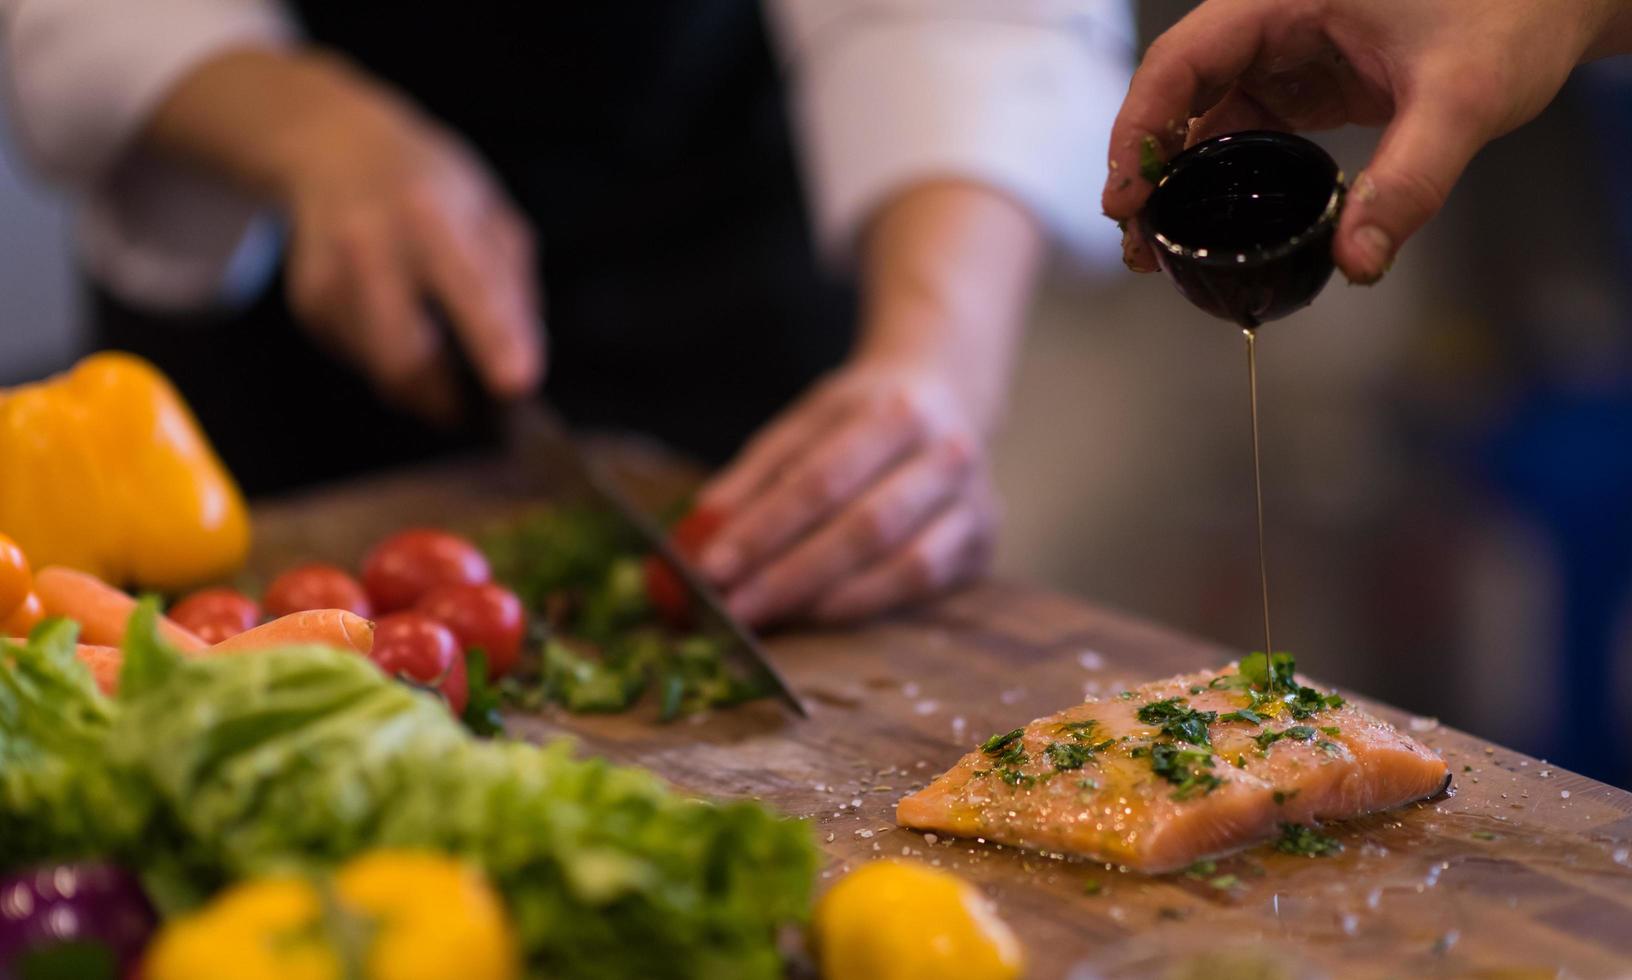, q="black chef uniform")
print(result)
[93,1,858,496]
